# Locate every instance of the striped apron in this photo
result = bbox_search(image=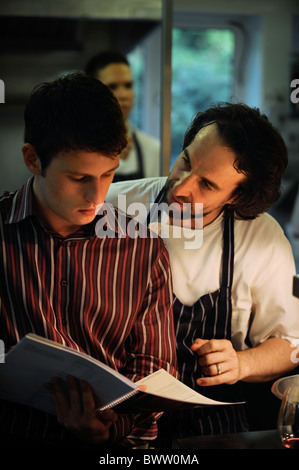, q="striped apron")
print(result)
[148,187,248,440]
